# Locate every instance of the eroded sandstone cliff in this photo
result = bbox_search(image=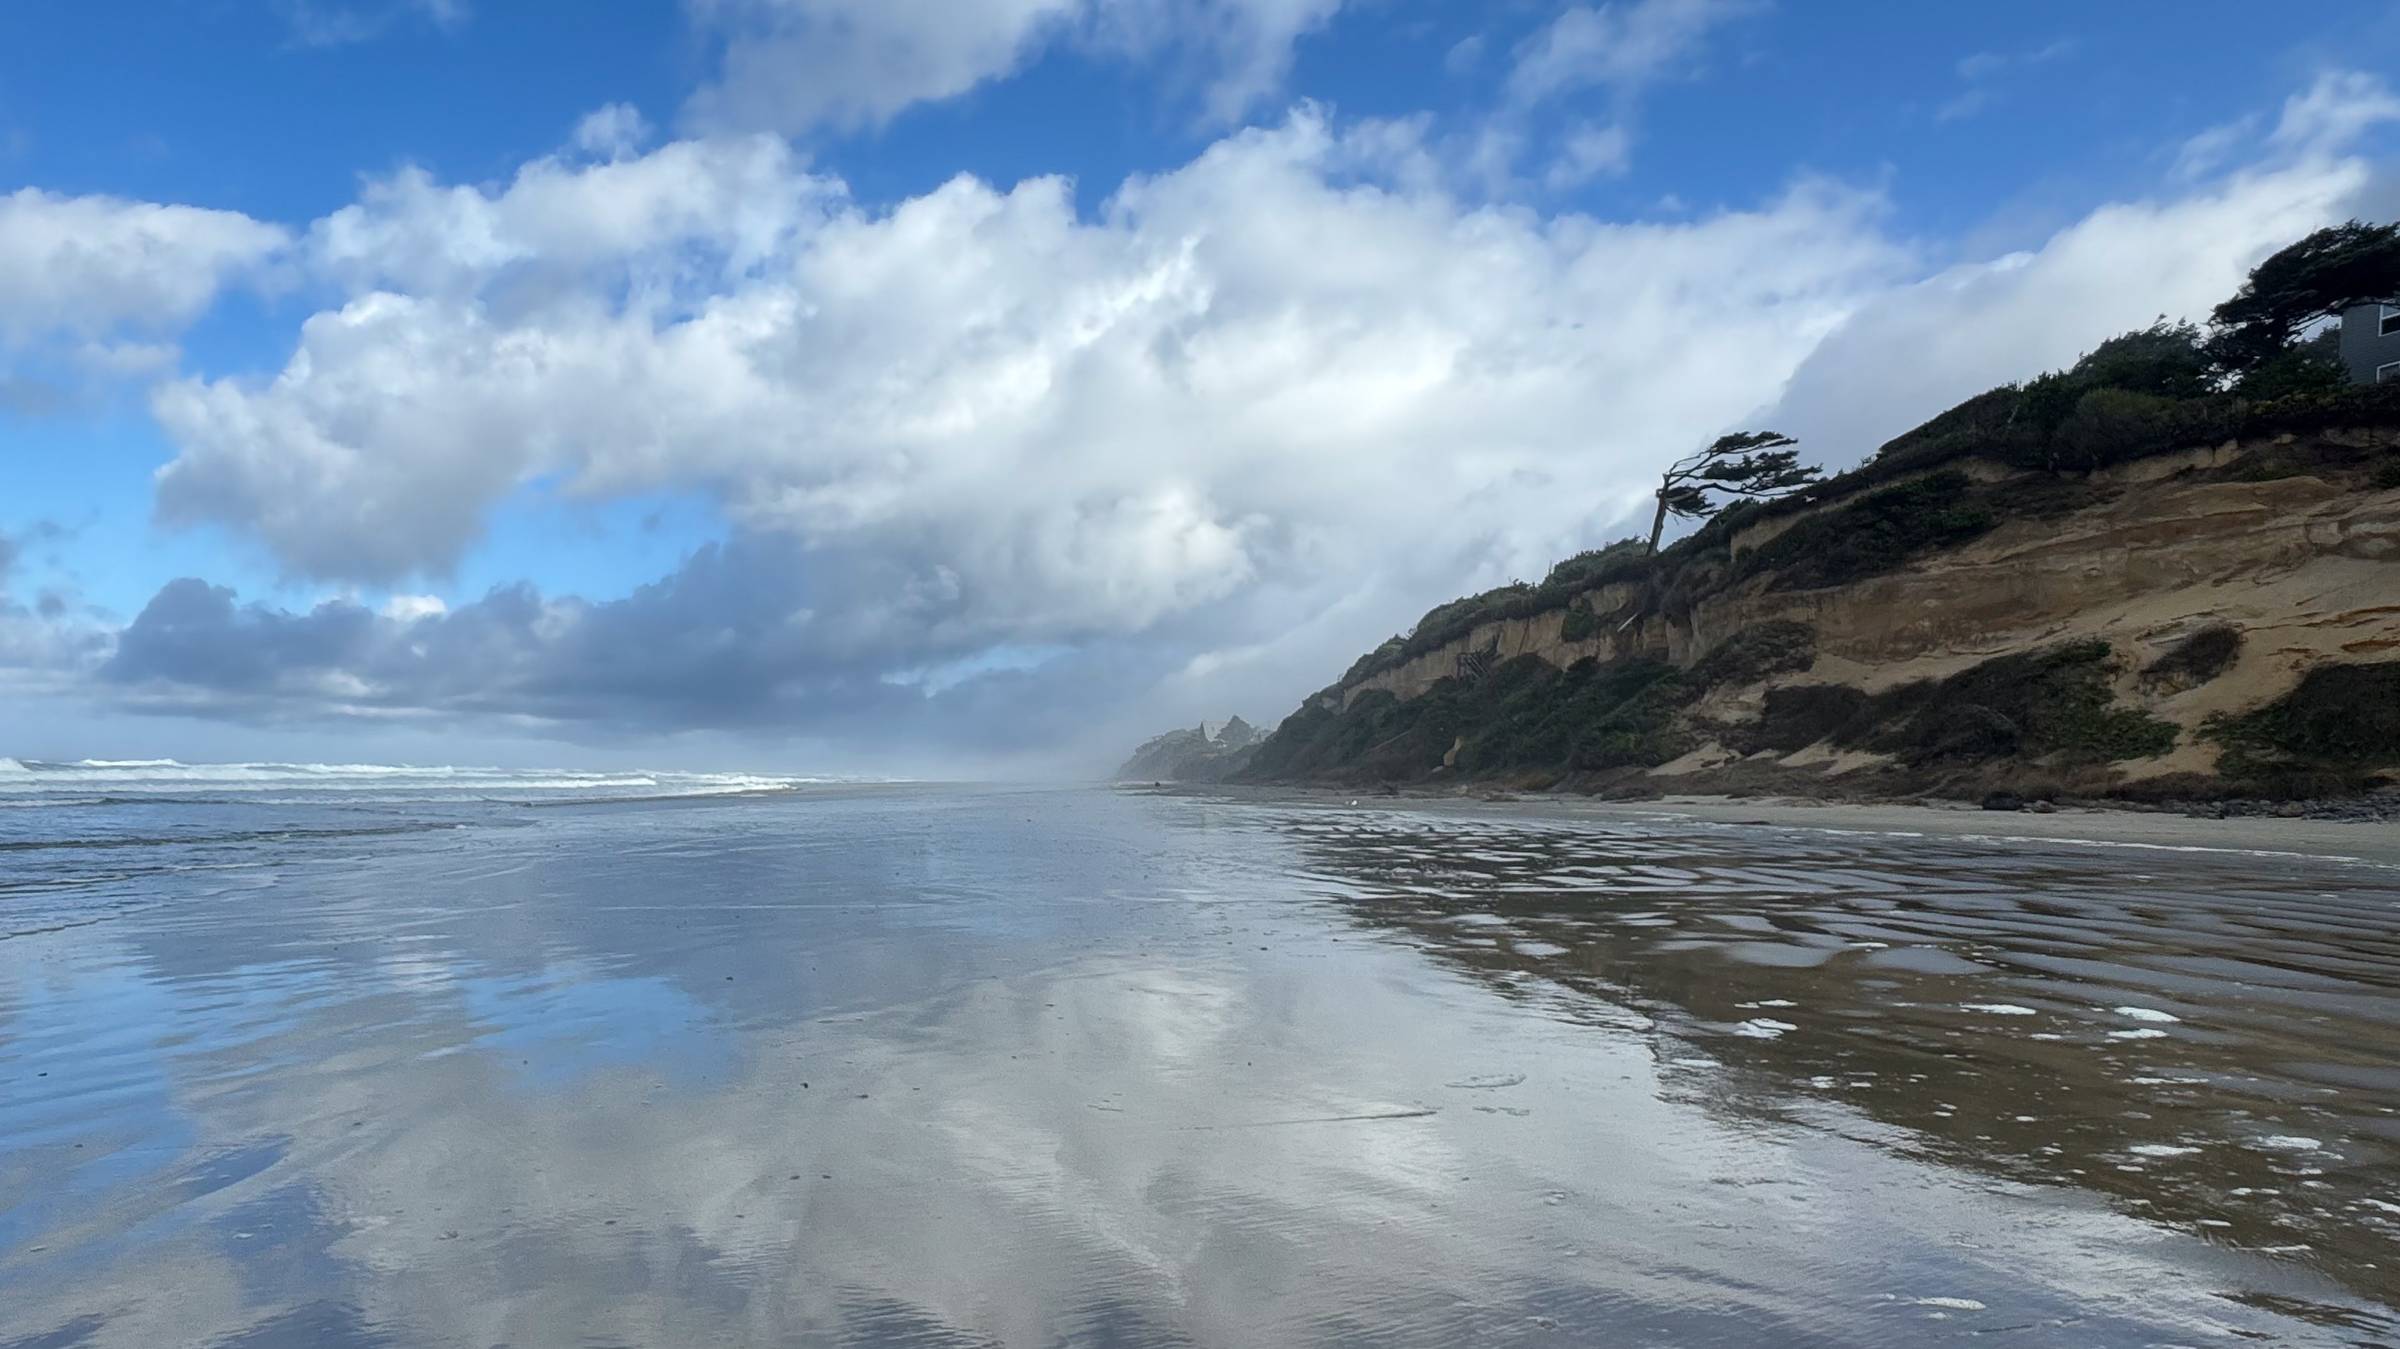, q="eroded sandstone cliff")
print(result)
[1241,427,2400,803]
